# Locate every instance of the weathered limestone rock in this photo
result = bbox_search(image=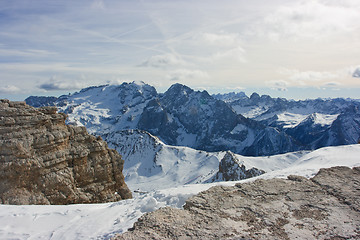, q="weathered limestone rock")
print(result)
[116,166,360,239]
[0,99,132,204]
